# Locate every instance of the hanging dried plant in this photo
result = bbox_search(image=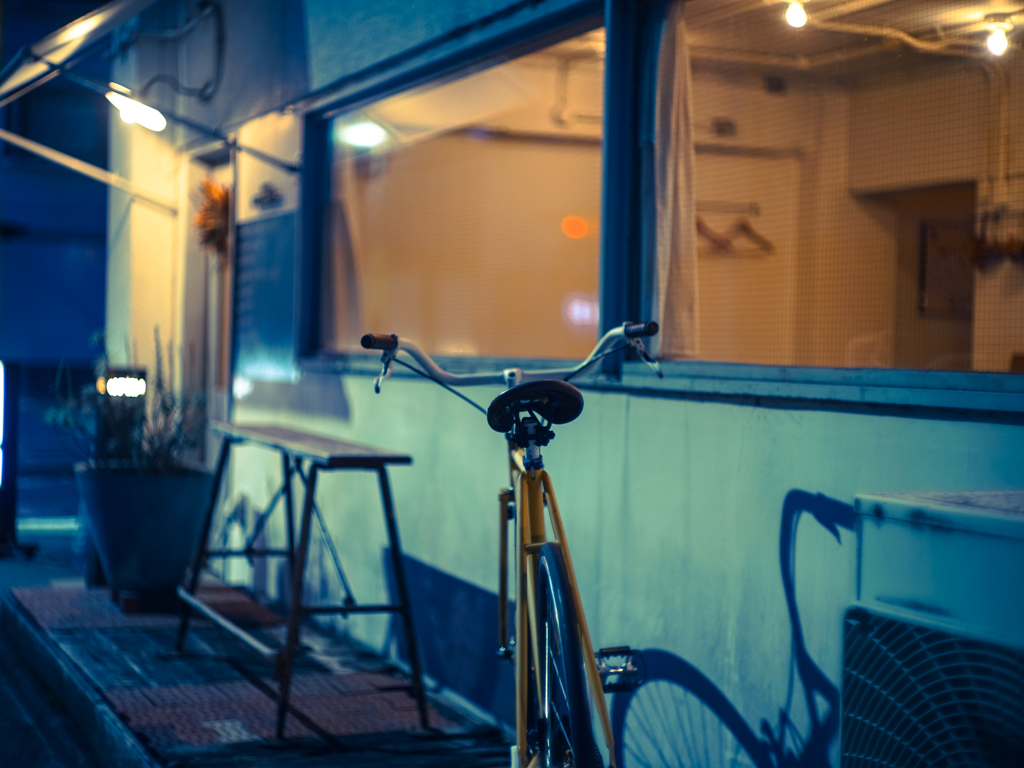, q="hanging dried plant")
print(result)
[193,177,230,263]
